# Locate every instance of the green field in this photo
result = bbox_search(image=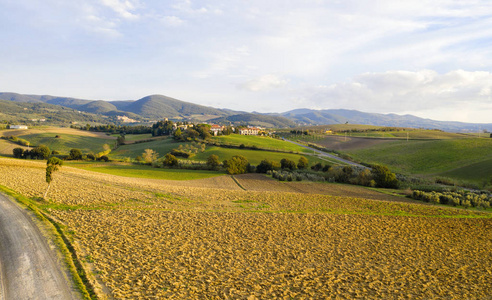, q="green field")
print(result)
[110,138,186,160]
[111,133,153,141]
[345,138,492,184]
[67,162,222,180]
[18,133,114,154]
[192,146,325,165]
[212,134,310,153]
